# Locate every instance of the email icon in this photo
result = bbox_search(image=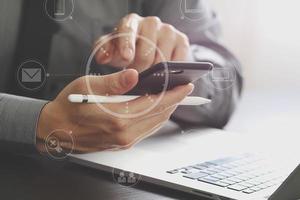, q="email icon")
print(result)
[22,68,42,82]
